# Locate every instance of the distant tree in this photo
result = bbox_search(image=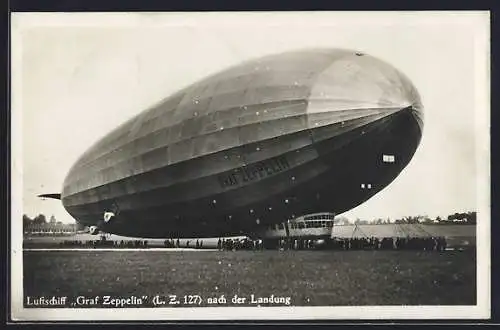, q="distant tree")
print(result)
[443,211,475,224]
[467,211,477,224]
[403,215,423,224]
[436,216,442,223]
[49,215,56,224]
[402,216,417,224]
[32,214,47,225]
[421,216,433,224]
[23,214,32,228]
